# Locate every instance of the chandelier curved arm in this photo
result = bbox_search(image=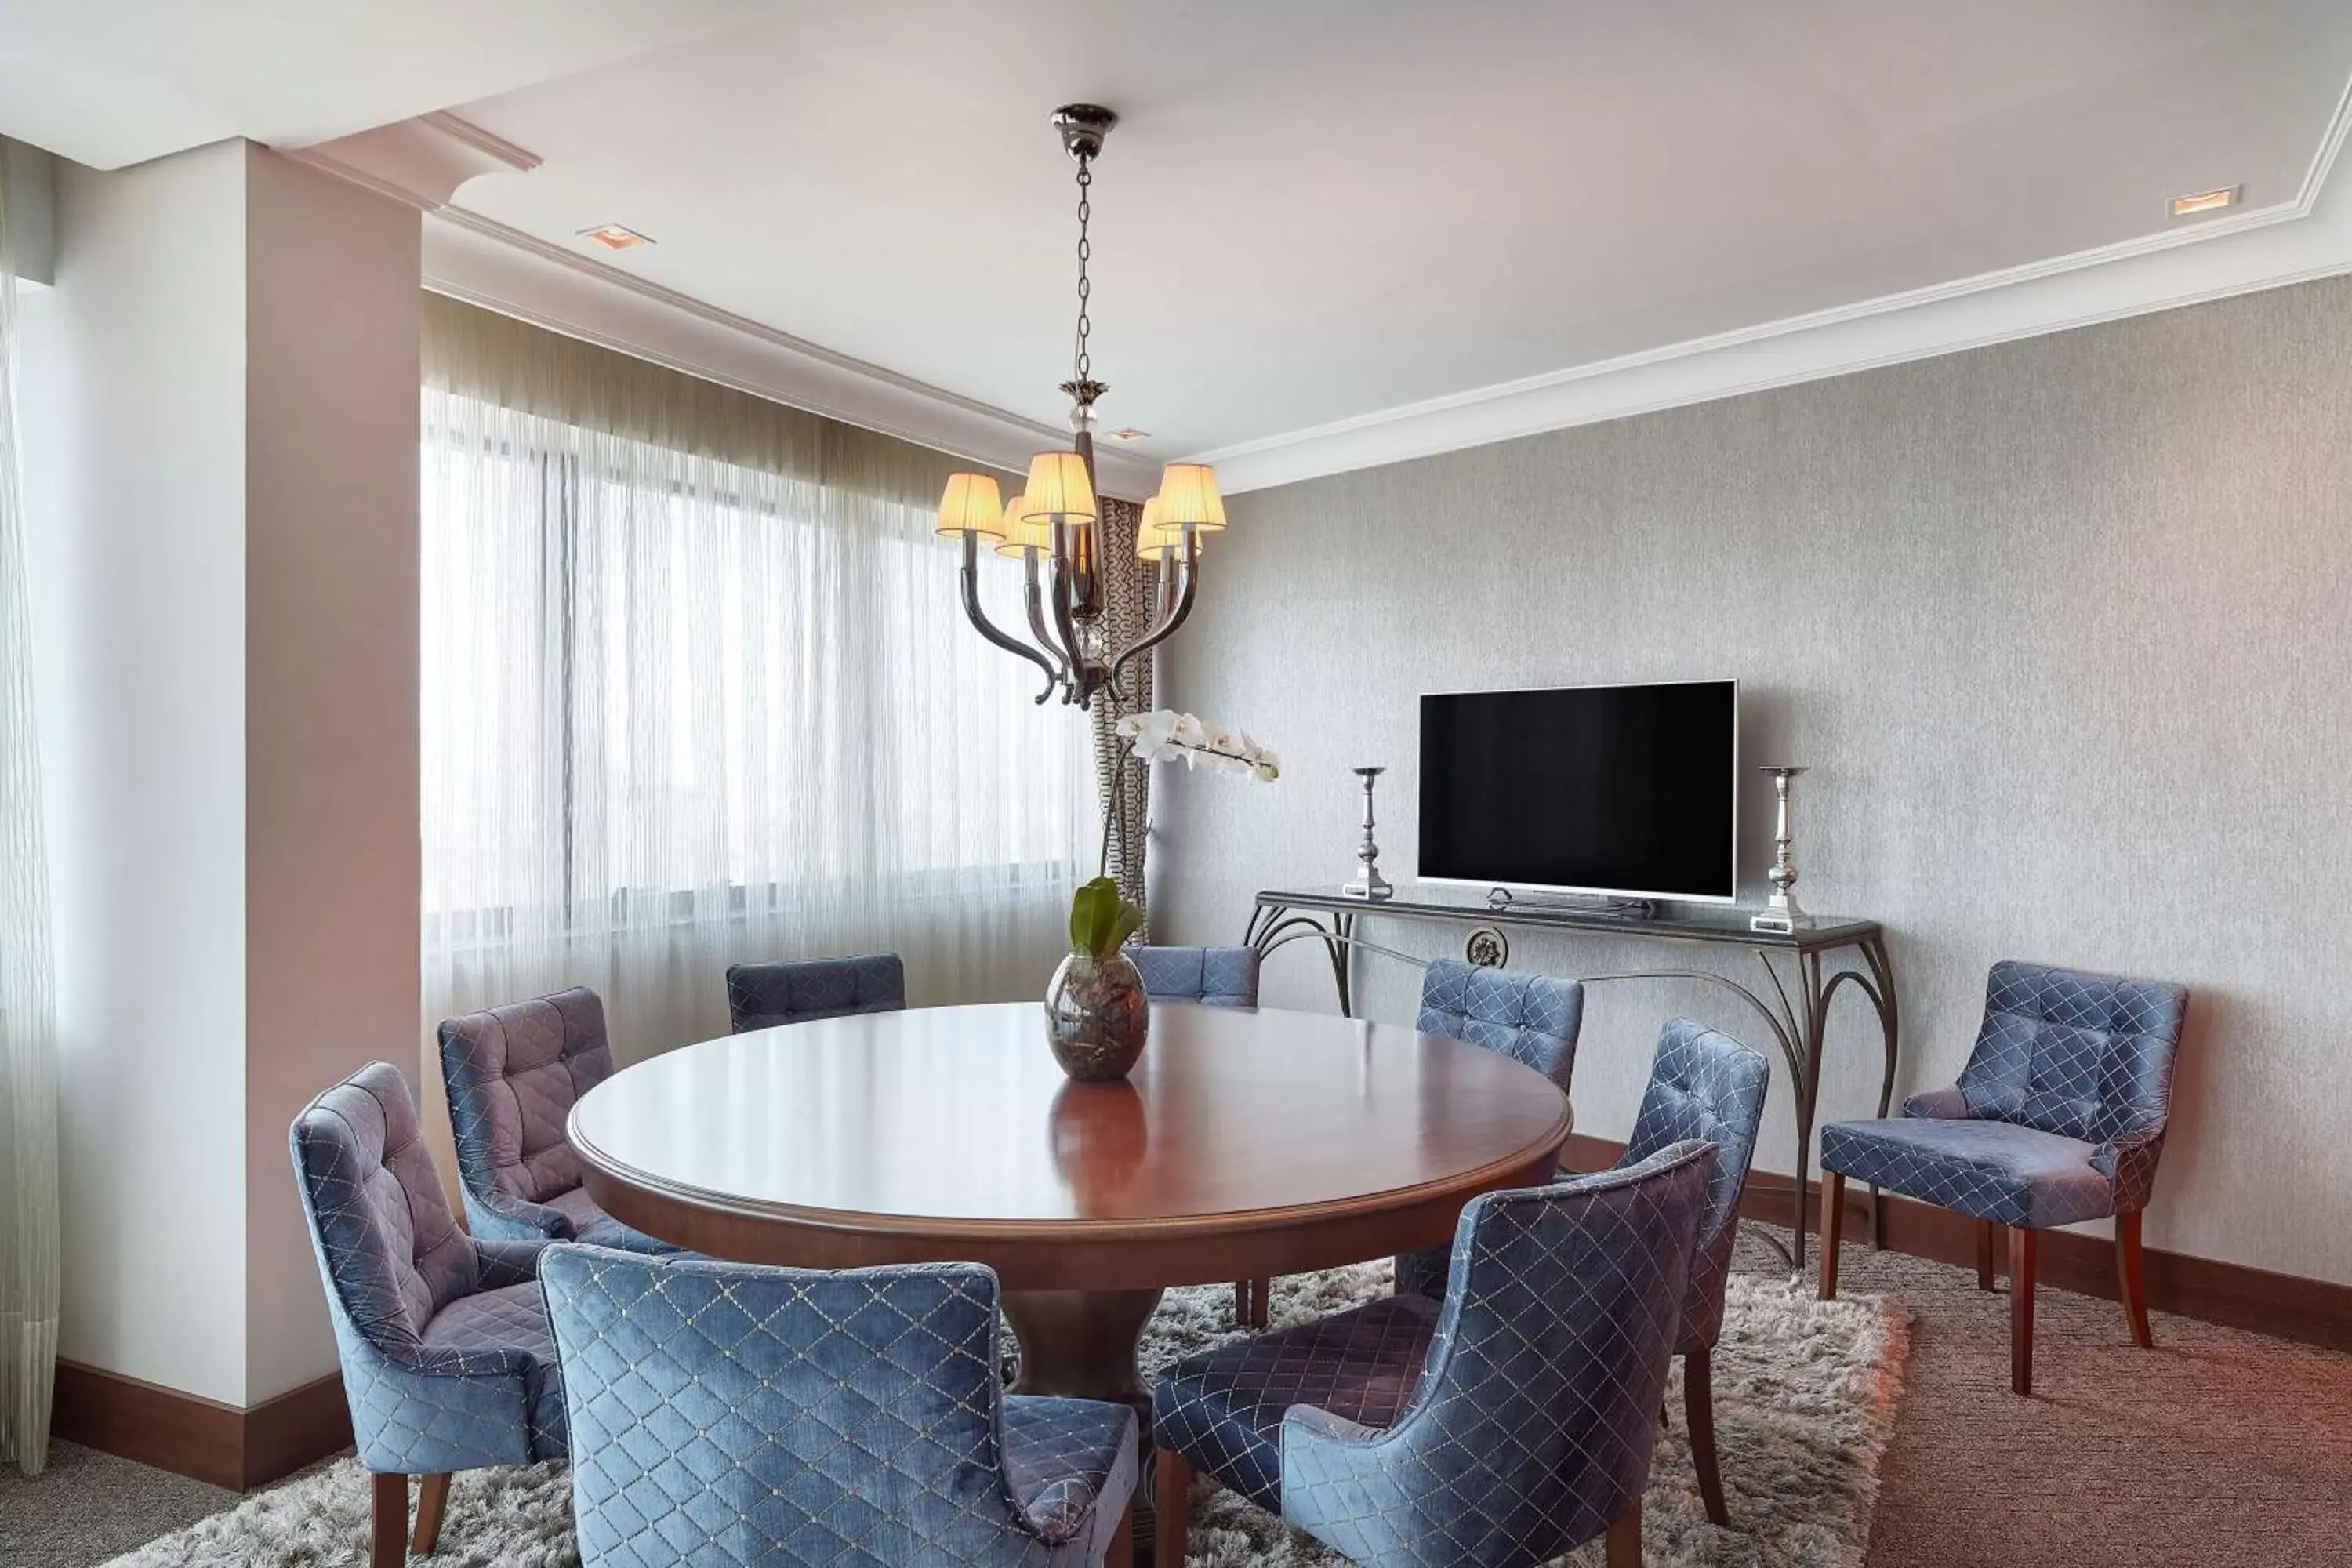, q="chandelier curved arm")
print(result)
[1106,531,1200,705]
[958,533,1059,705]
[1020,551,1071,692]
[1046,521,1091,706]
